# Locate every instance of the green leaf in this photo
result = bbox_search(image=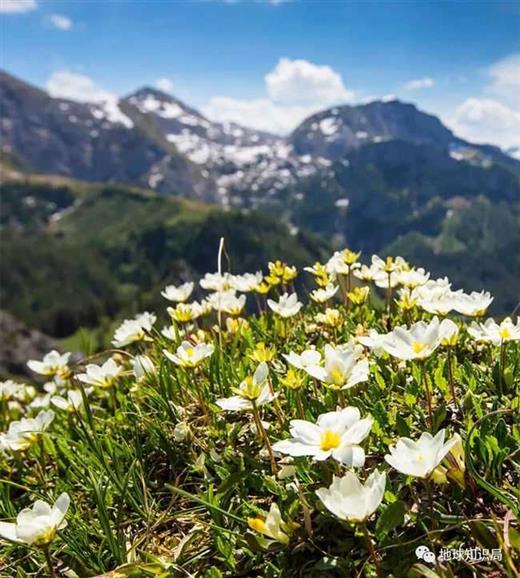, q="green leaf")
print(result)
[407,563,441,578]
[375,500,406,539]
[395,414,410,437]
[469,521,498,549]
[204,568,223,578]
[509,526,520,552]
